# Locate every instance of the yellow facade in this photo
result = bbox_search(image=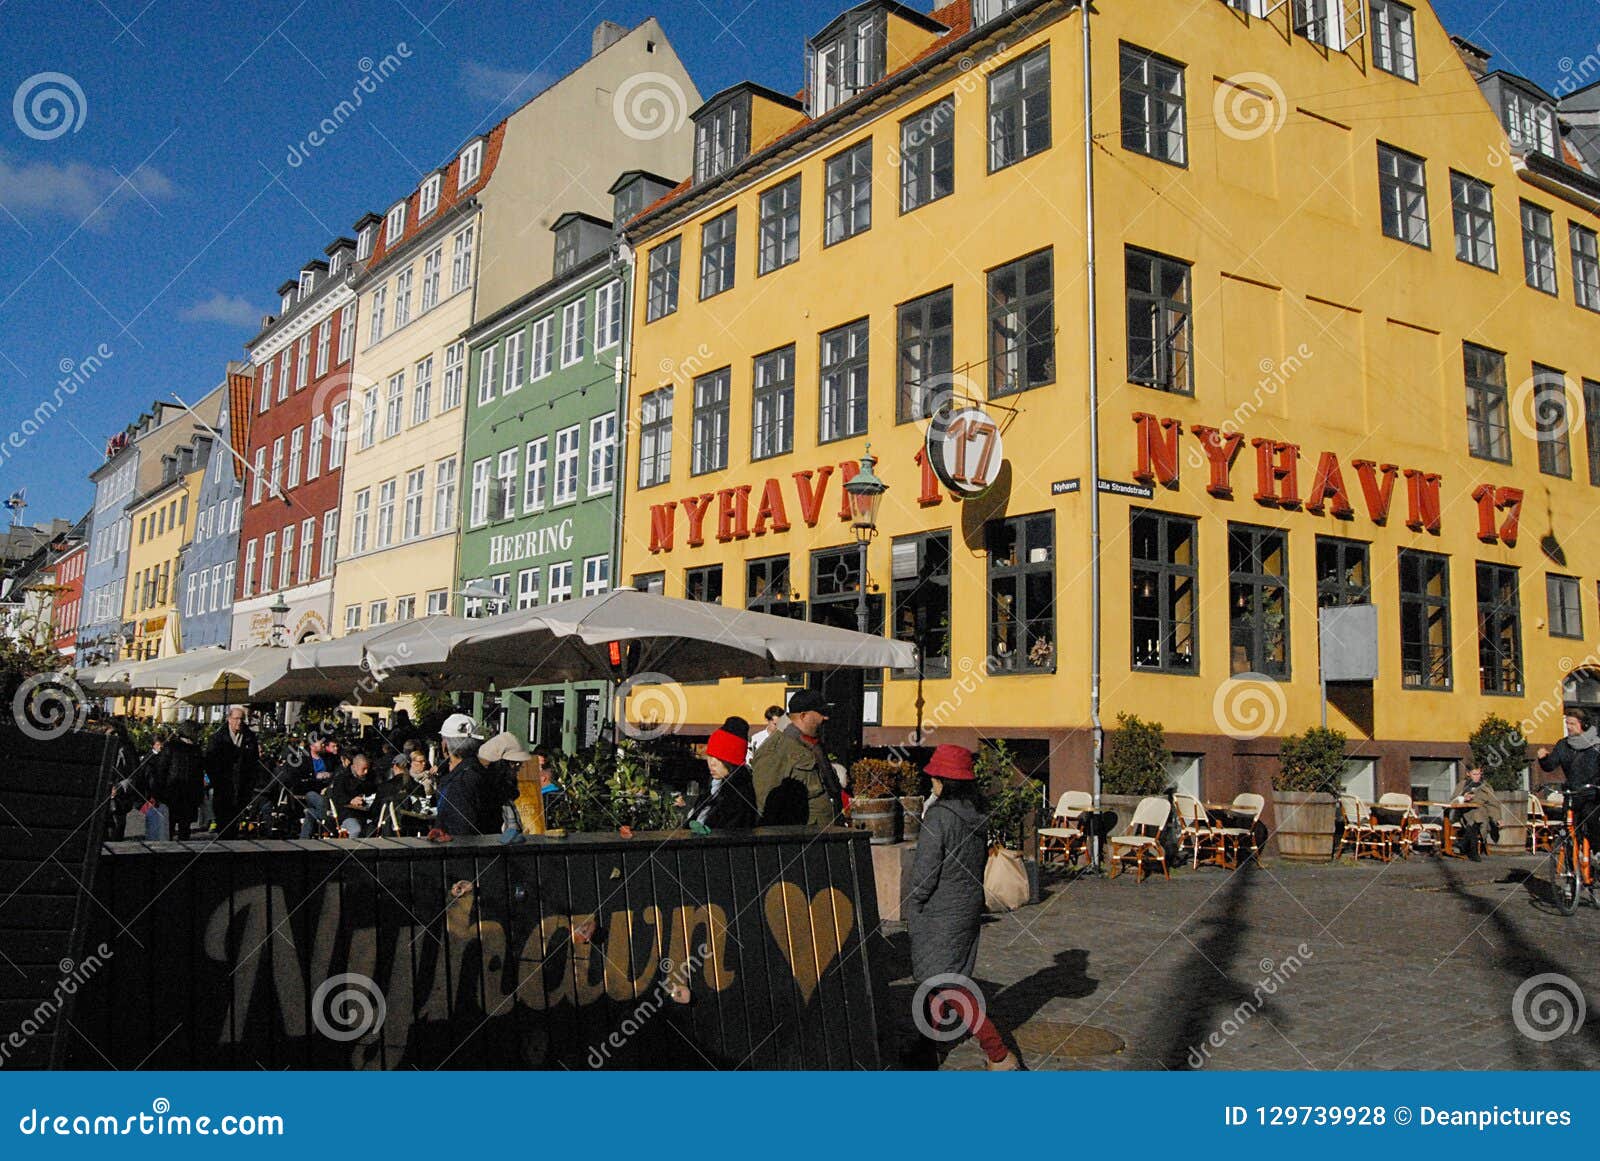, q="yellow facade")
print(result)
[619,0,1600,797]
[123,466,203,716]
